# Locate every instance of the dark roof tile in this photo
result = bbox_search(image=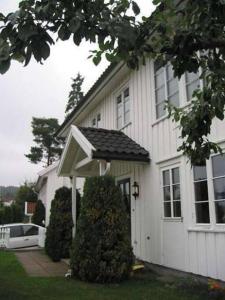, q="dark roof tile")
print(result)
[78,127,150,163]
